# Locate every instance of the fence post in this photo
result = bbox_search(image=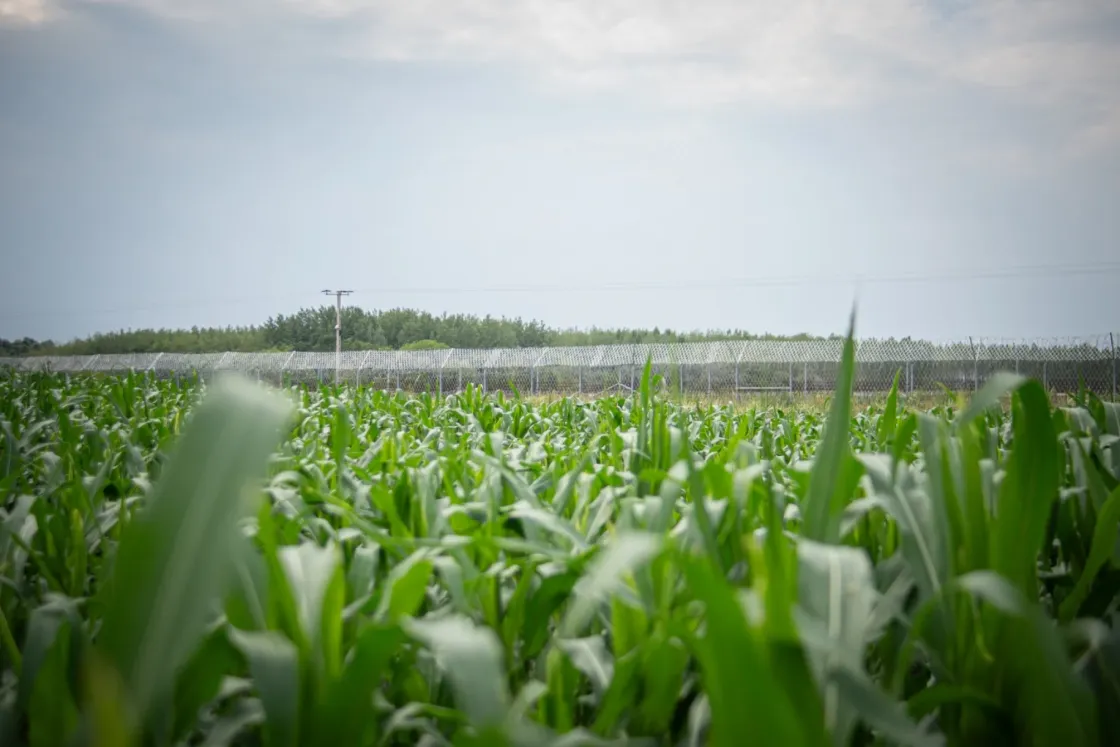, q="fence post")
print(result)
[707,362,712,396]
[734,349,743,401]
[1111,332,1117,401]
[358,351,371,389]
[439,351,450,398]
[969,337,978,391]
[532,351,545,397]
[803,362,808,394]
[279,351,292,388]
